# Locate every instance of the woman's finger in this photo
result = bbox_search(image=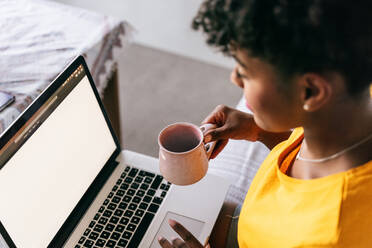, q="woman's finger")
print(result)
[169,219,203,247]
[204,125,231,142]
[201,105,228,126]
[172,237,189,248]
[209,139,228,159]
[158,236,174,248]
